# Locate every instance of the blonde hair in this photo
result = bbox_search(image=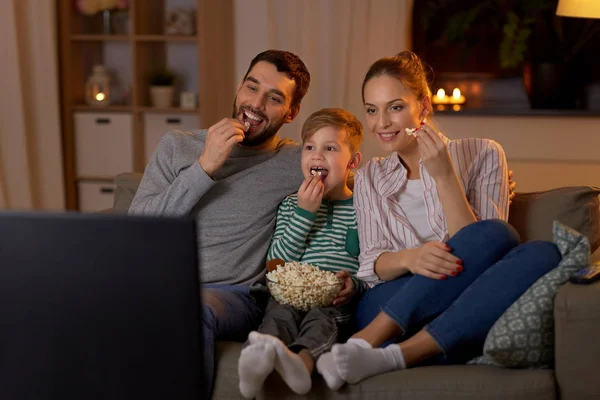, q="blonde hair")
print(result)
[301,108,364,153]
